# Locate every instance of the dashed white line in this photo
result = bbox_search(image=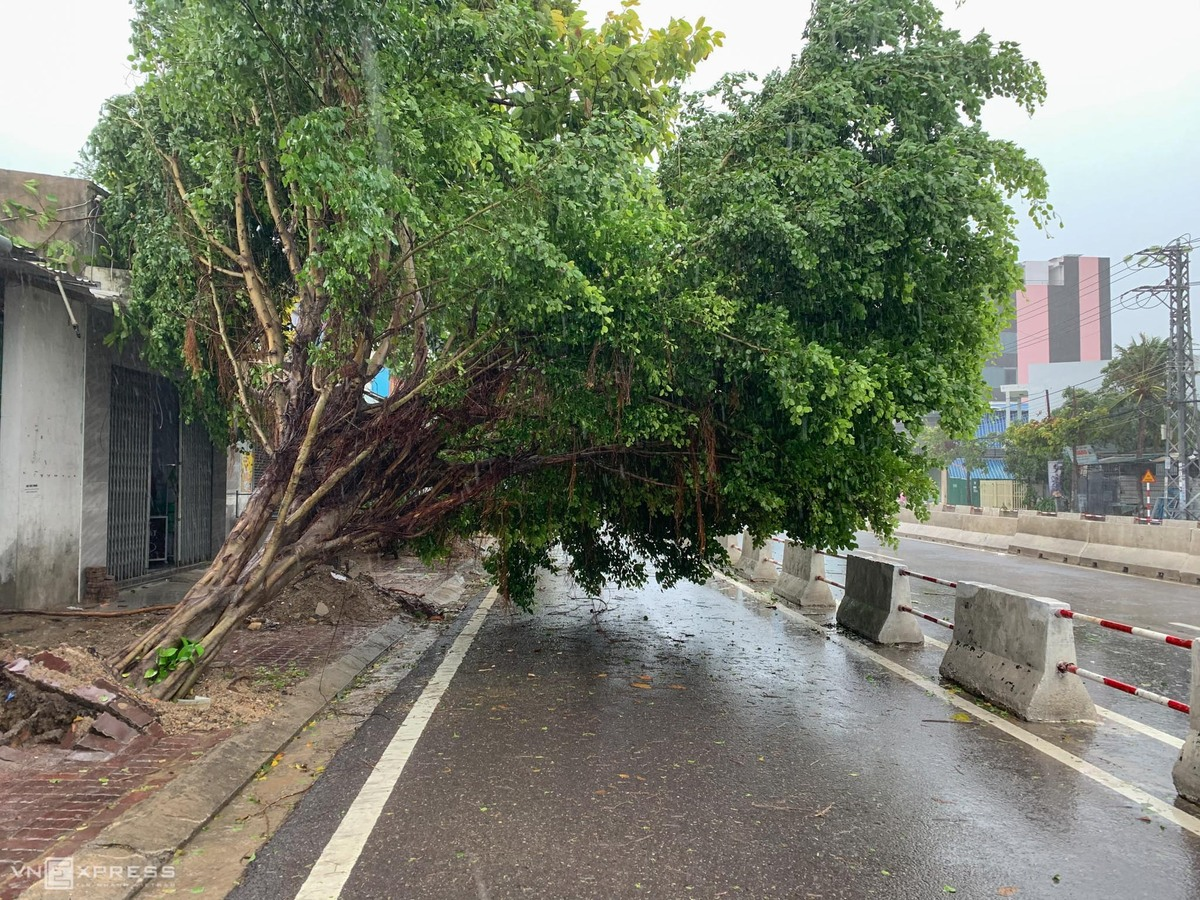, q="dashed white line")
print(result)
[295,588,498,900]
